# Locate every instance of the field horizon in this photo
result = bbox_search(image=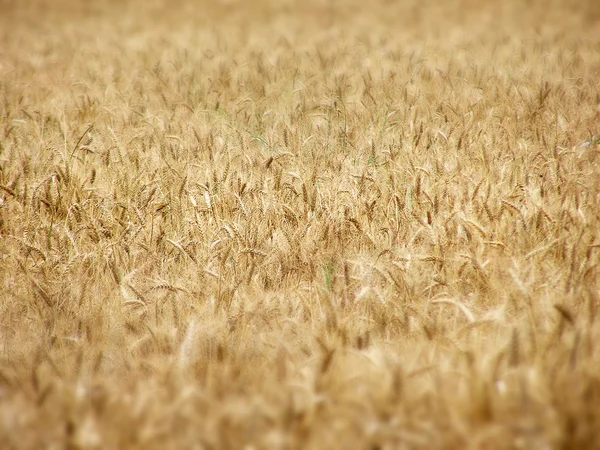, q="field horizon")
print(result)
[1,1,600,448]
